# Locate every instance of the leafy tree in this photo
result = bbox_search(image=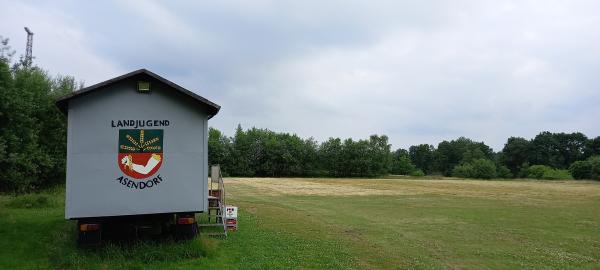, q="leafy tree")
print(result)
[500,137,530,175]
[436,137,494,176]
[409,144,436,174]
[529,132,587,169]
[587,156,600,180]
[340,138,371,176]
[39,75,76,184]
[229,124,254,176]
[208,127,232,175]
[555,132,587,167]
[0,40,77,191]
[319,138,343,176]
[263,132,317,176]
[569,156,600,180]
[366,135,392,176]
[530,132,557,167]
[585,136,600,158]
[390,149,416,175]
[0,37,15,62]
